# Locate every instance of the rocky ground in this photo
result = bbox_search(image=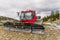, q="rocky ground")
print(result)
[0,20,60,40]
